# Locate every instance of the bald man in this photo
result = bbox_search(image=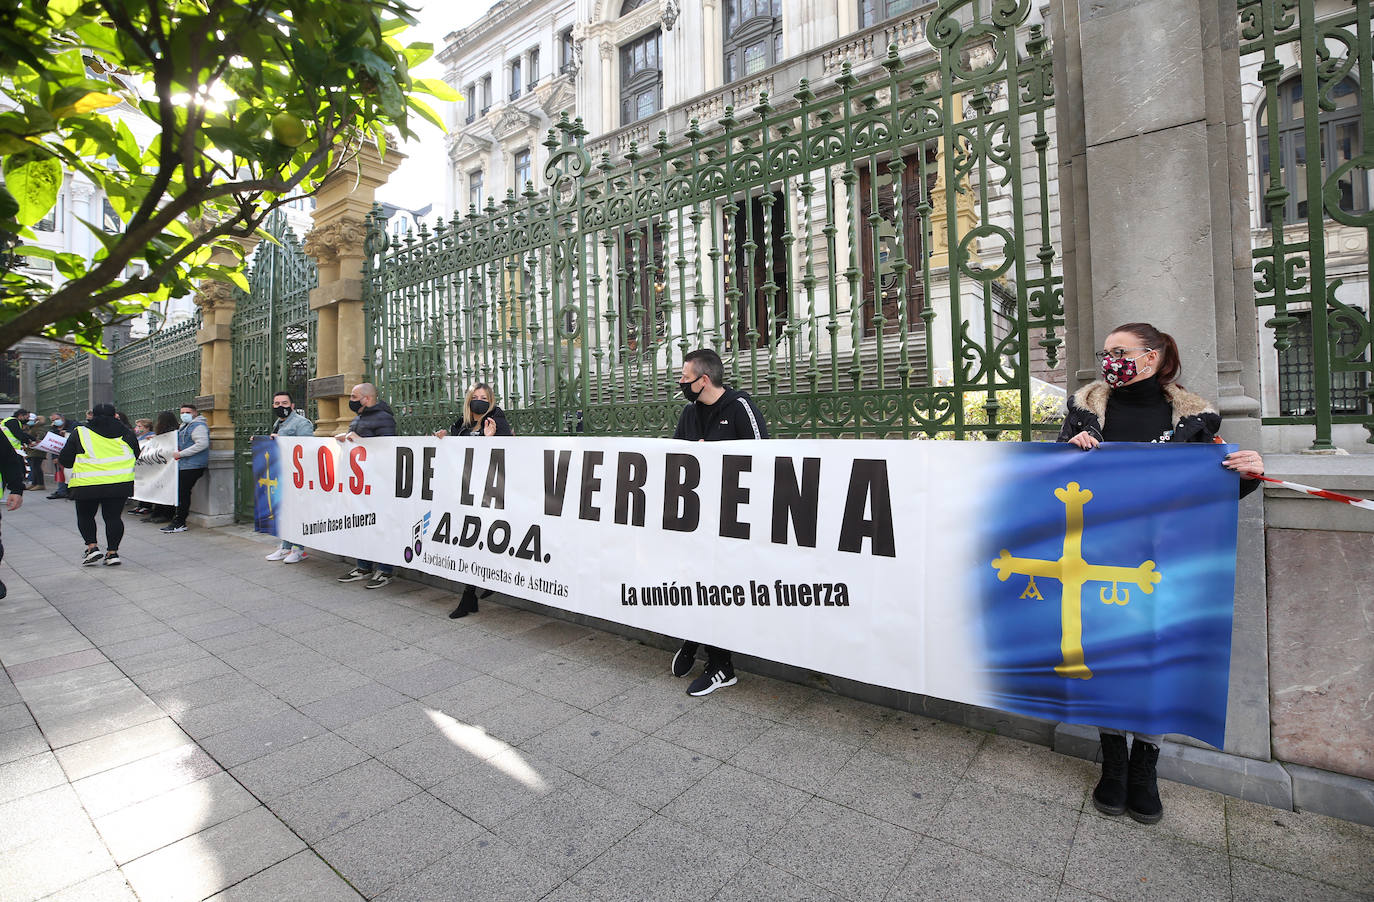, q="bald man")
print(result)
[335,383,398,588]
